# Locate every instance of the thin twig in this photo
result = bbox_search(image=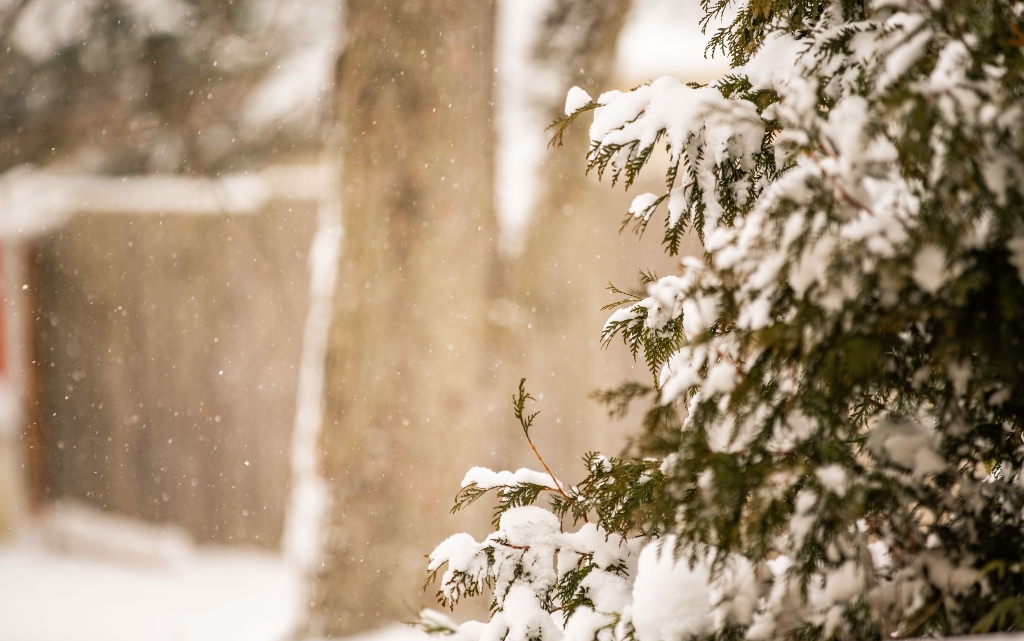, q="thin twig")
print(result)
[514,379,586,521]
